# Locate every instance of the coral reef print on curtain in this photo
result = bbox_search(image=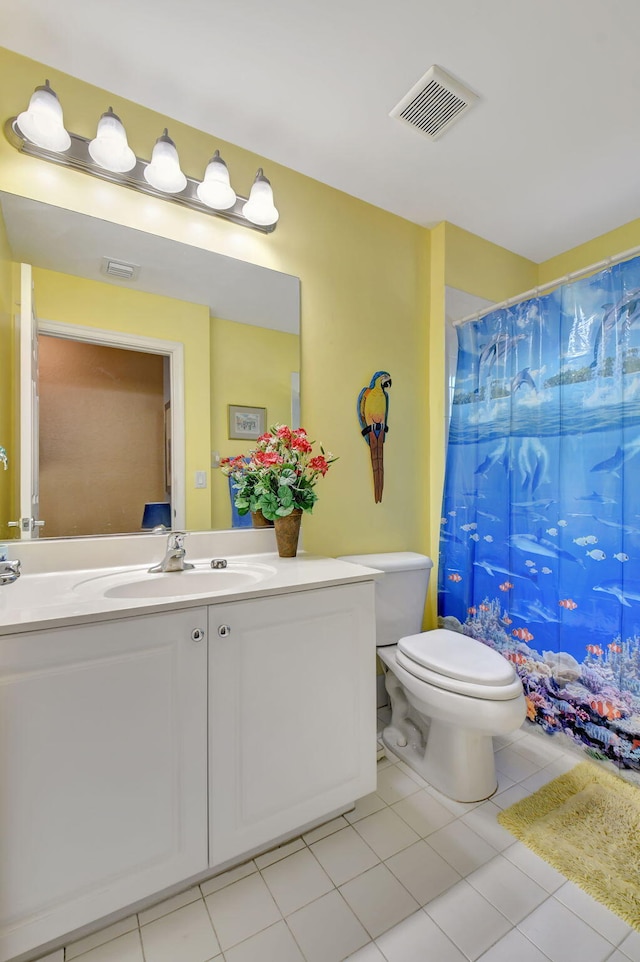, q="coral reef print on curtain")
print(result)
[438,256,640,773]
